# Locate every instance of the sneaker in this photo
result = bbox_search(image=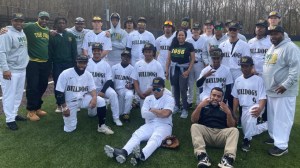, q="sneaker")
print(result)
[241,138,251,152]
[36,109,47,117]
[98,124,114,135]
[6,121,18,130]
[130,145,144,166]
[27,111,40,121]
[104,145,128,163]
[114,119,123,126]
[15,115,27,121]
[55,107,62,113]
[77,108,80,112]
[173,106,180,114]
[218,154,234,168]
[121,114,130,122]
[268,146,288,156]
[197,152,211,168]
[264,138,274,145]
[180,109,188,119]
